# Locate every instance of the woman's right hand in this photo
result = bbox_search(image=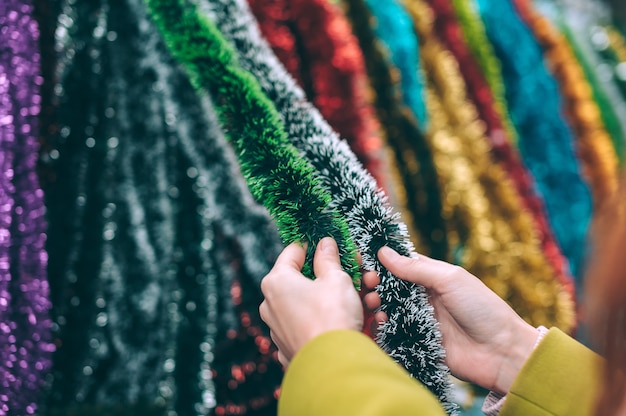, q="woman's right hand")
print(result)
[365,246,540,395]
